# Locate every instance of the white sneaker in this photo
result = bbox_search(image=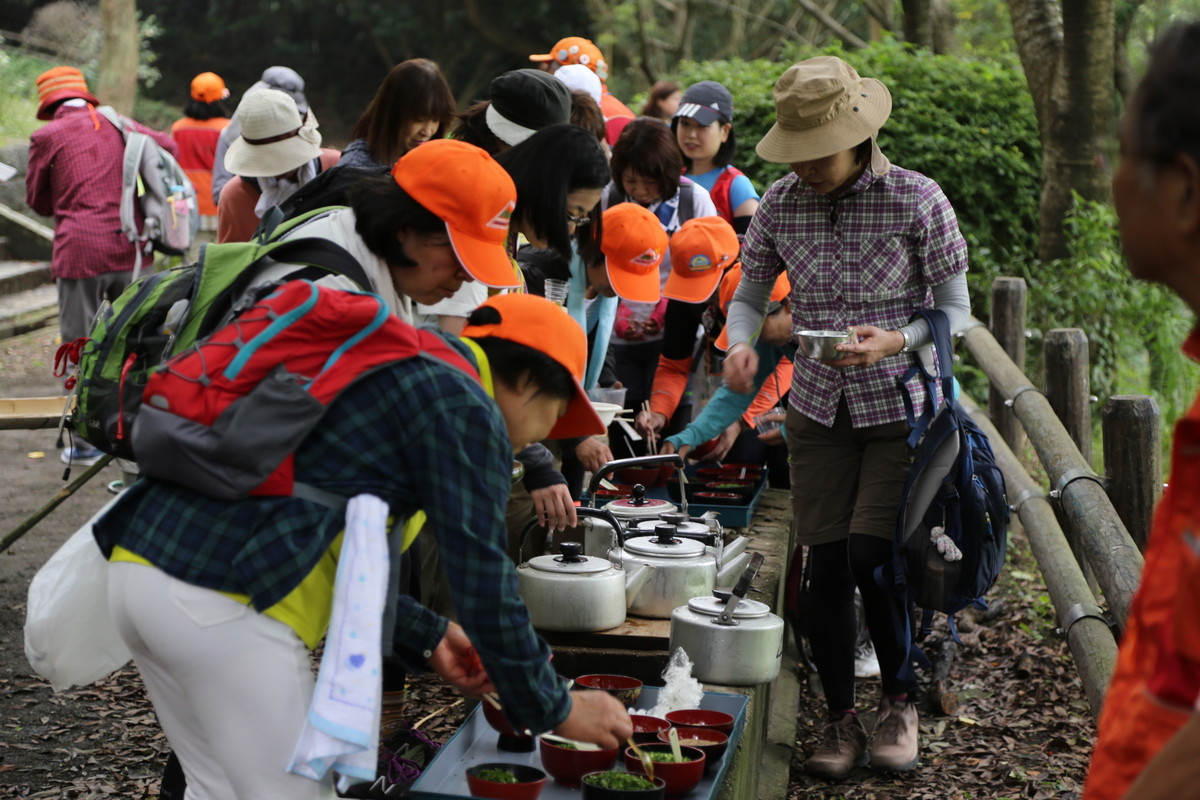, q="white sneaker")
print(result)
[854,639,881,678]
[60,445,105,467]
